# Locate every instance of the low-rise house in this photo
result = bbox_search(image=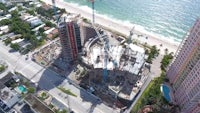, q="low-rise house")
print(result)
[44,26,50,31]
[16,3,23,6]
[23,16,43,28]
[0,16,7,21]
[20,14,33,21]
[30,19,43,28]
[0,32,15,40]
[5,14,11,19]
[32,23,45,31]
[11,38,24,44]
[0,25,8,31]
[35,2,42,7]
[0,14,11,21]
[46,28,58,40]
[29,1,34,5]
[44,27,55,35]
[47,34,53,39]
[8,6,17,12]
[26,17,38,23]
[51,29,58,35]
[36,3,42,8]
[0,25,9,33]
[9,34,22,40]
